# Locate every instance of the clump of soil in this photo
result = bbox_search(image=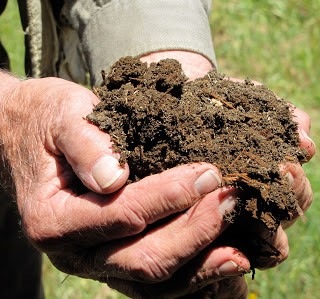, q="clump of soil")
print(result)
[87,57,307,267]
